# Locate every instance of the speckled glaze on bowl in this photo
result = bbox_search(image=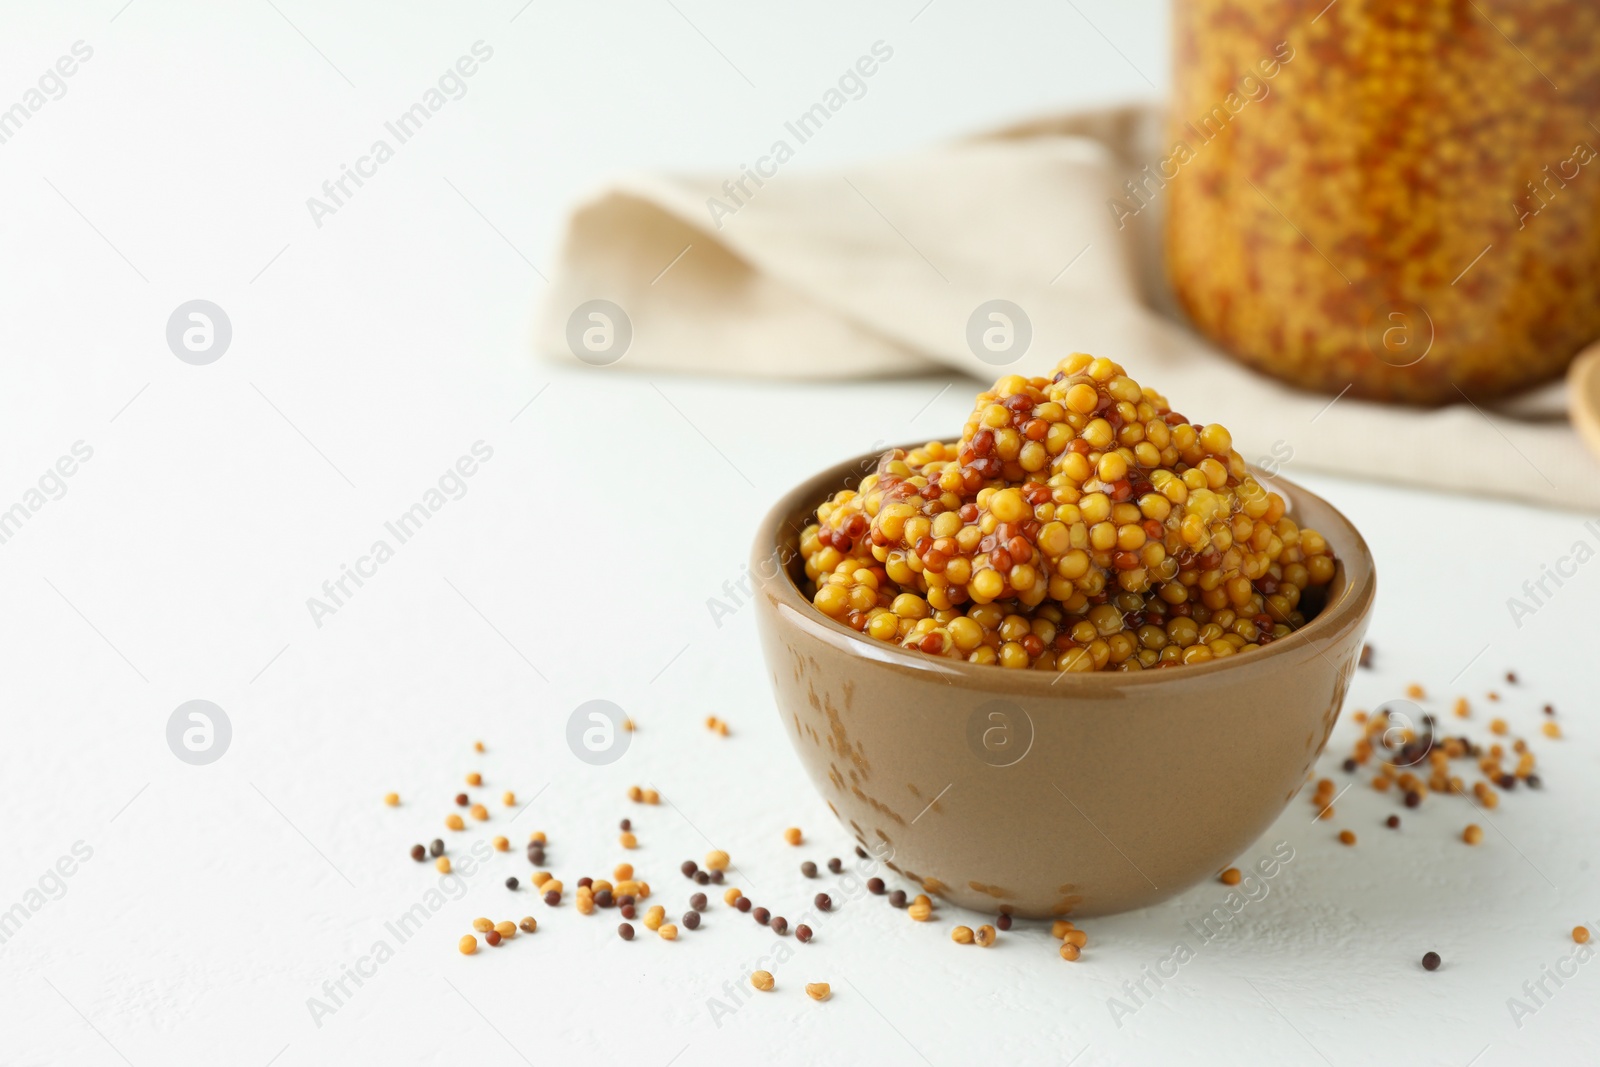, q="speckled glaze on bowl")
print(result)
[753,446,1376,918]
